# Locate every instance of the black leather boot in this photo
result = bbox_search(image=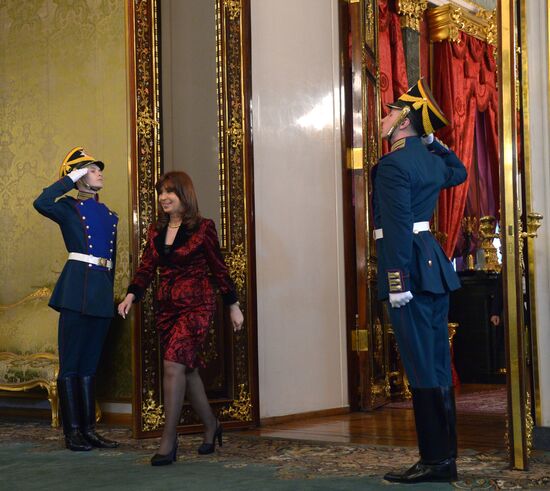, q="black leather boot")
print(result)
[384,387,457,483]
[79,375,119,448]
[440,386,458,459]
[58,377,93,451]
